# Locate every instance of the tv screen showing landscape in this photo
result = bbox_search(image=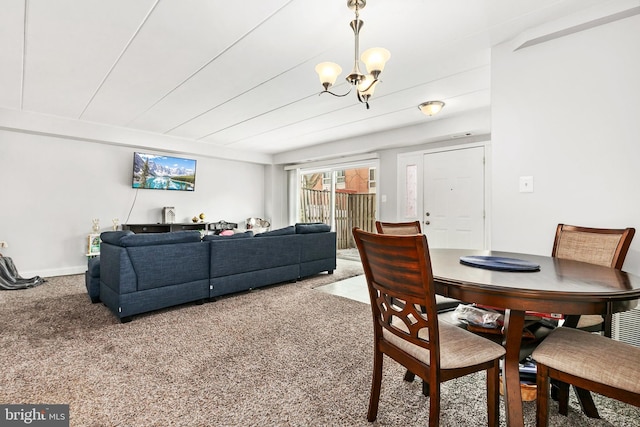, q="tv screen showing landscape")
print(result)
[132,152,196,191]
